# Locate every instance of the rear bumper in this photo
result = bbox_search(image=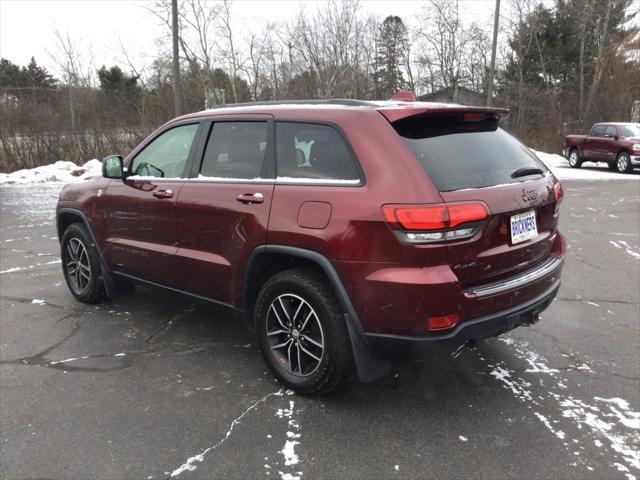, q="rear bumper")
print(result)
[365,279,560,359]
